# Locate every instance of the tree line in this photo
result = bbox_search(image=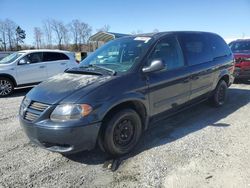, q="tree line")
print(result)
[34,19,94,51]
[0,18,111,52]
[0,18,159,52]
[0,19,26,51]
